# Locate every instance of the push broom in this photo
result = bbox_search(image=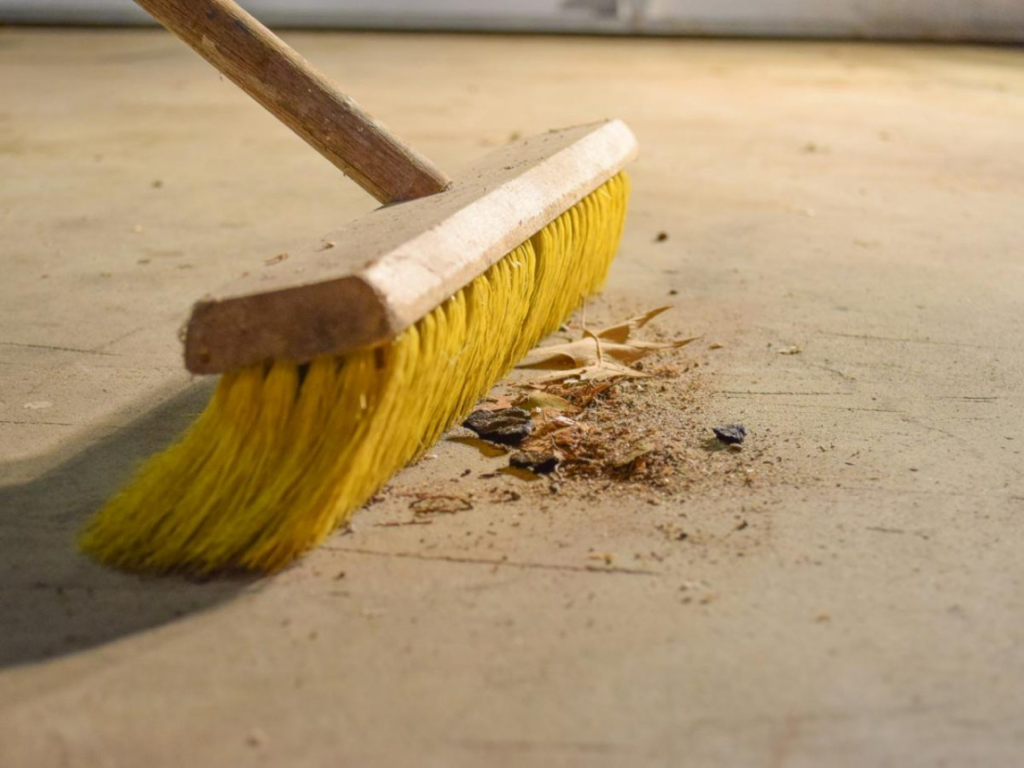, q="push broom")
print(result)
[81,0,637,574]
